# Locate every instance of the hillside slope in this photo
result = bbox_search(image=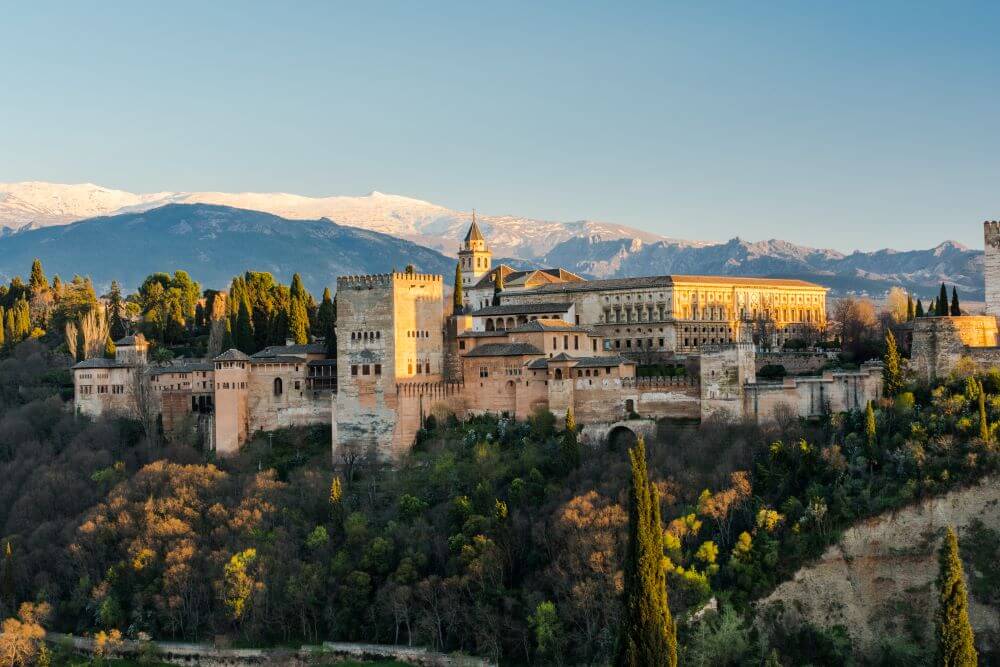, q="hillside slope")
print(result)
[0,203,456,293]
[757,475,1000,656]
